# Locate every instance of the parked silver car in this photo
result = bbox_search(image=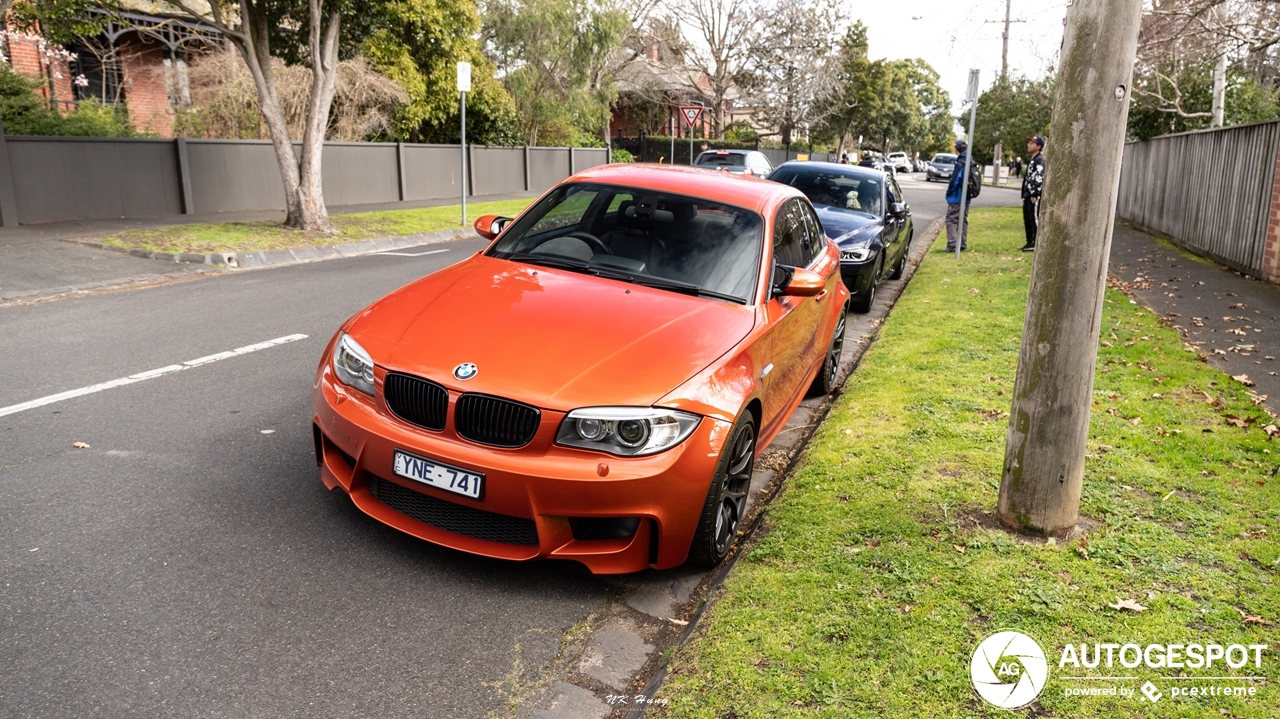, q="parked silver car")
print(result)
[926,153,956,182]
[693,149,774,177]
